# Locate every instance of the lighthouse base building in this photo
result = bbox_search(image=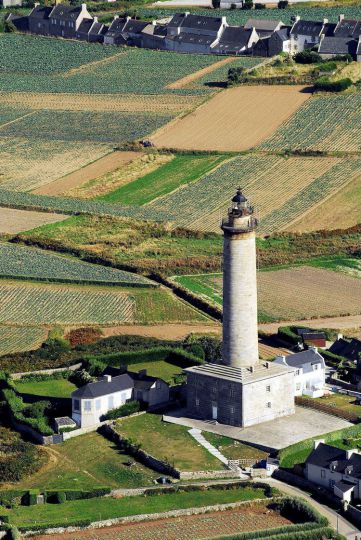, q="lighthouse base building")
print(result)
[185,189,295,429]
